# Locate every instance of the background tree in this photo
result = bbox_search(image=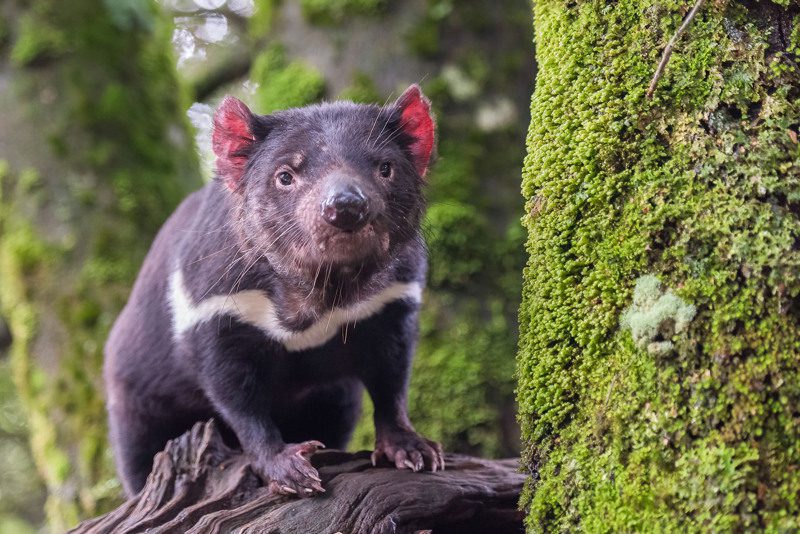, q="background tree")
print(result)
[0,0,200,528]
[0,0,533,529]
[518,0,800,530]
[0,315,44,533]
